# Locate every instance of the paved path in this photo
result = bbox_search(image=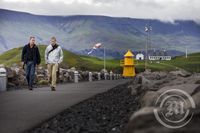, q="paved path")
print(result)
[0,79,130,133]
